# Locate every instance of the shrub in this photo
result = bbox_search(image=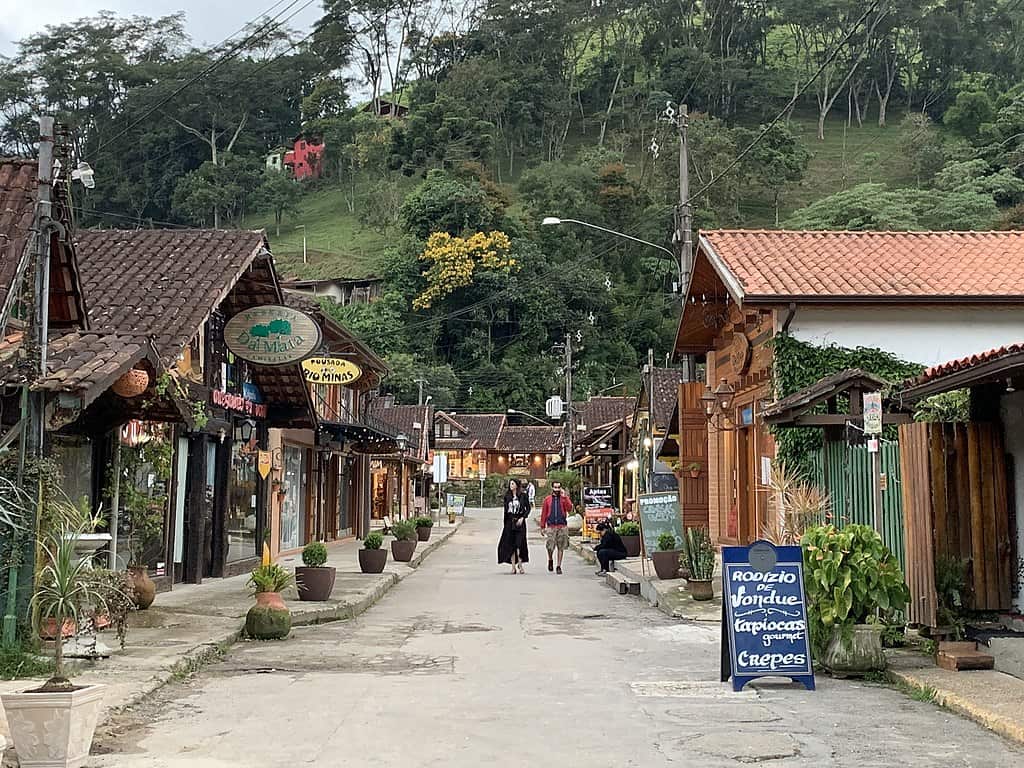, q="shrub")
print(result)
[682,527,715,580]
[391,520,417,541]
[414,516,434,528]
[363,532,384,550]
[616,521,640,537]
[801,524,909,656]
[302,541,329,568]
[248,563,294,595]
[657,532,678,552]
